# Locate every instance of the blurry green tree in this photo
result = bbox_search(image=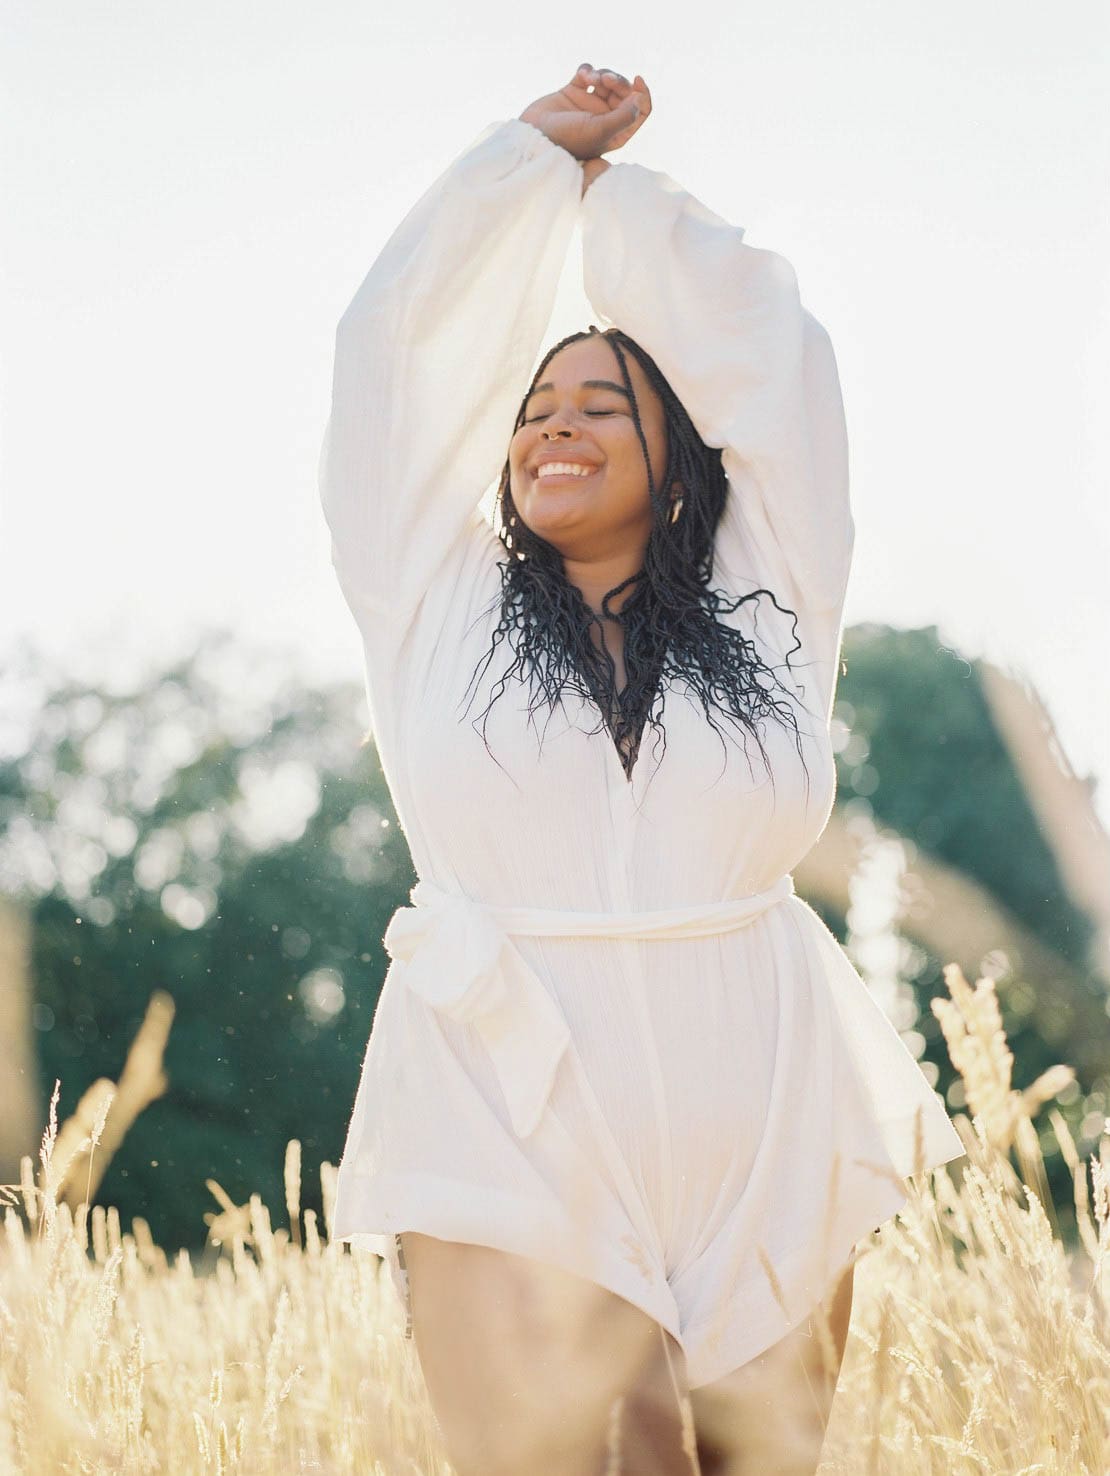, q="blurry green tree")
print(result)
[835,625,1105,1110]
[0,622,1105,1251]
[1,631,412,1250]
[840,624,1093,961]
